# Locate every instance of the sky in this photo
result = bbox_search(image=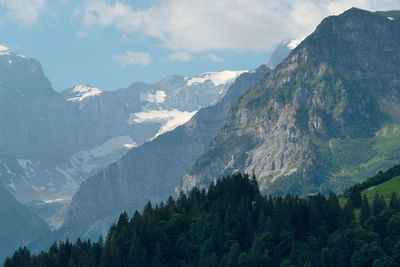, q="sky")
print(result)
[0,0,398,91]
